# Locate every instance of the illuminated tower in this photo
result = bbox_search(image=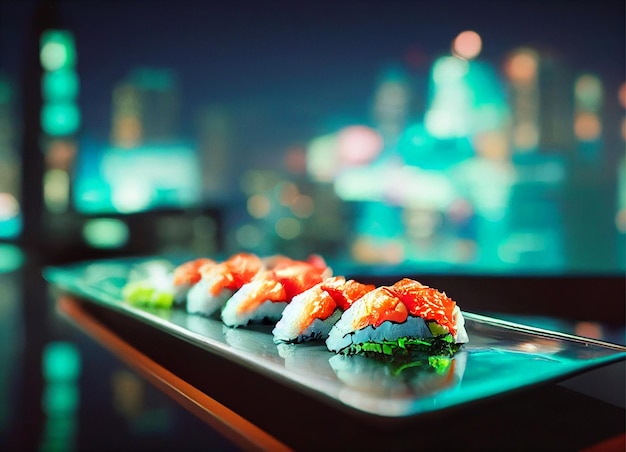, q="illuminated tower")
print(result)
[504,48,575,154]
[39,29,80,215]
[538,55,575,152]
[0,75,21,238]
[196,105,233,199]
[504,48,540,153]
[573,73,604,162]
[110,68,180,148]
